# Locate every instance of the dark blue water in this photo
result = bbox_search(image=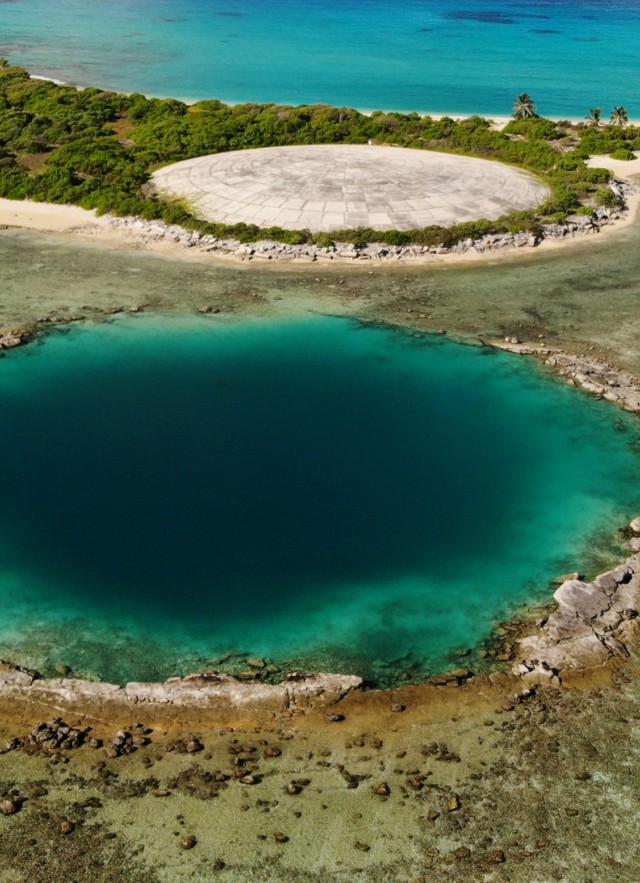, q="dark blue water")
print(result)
[1,0,639,115]
[0,315,638,682]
